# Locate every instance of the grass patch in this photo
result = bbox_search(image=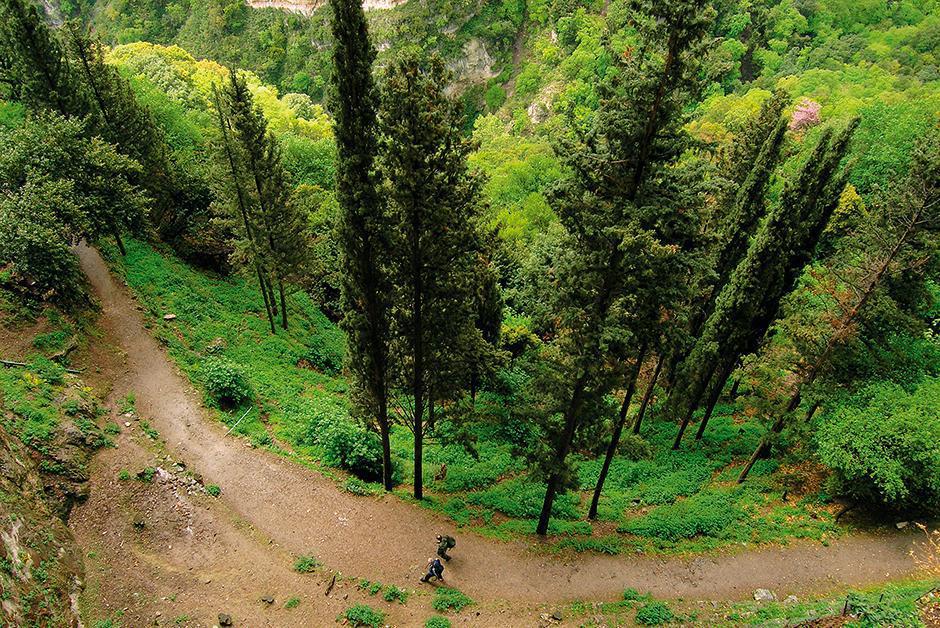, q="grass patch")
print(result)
[284,596,300,609]
[382,584,408,604]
